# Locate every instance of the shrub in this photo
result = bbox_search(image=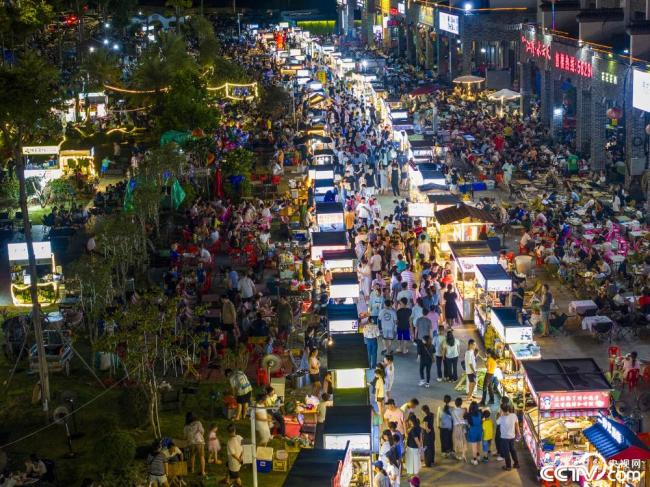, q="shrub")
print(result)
[92,430,136,473]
